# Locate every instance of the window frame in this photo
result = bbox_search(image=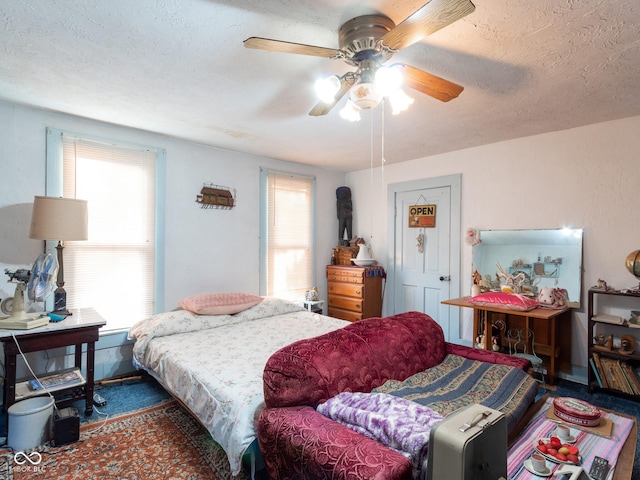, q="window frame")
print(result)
[259,168,316,298]
[45,128,166,330]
